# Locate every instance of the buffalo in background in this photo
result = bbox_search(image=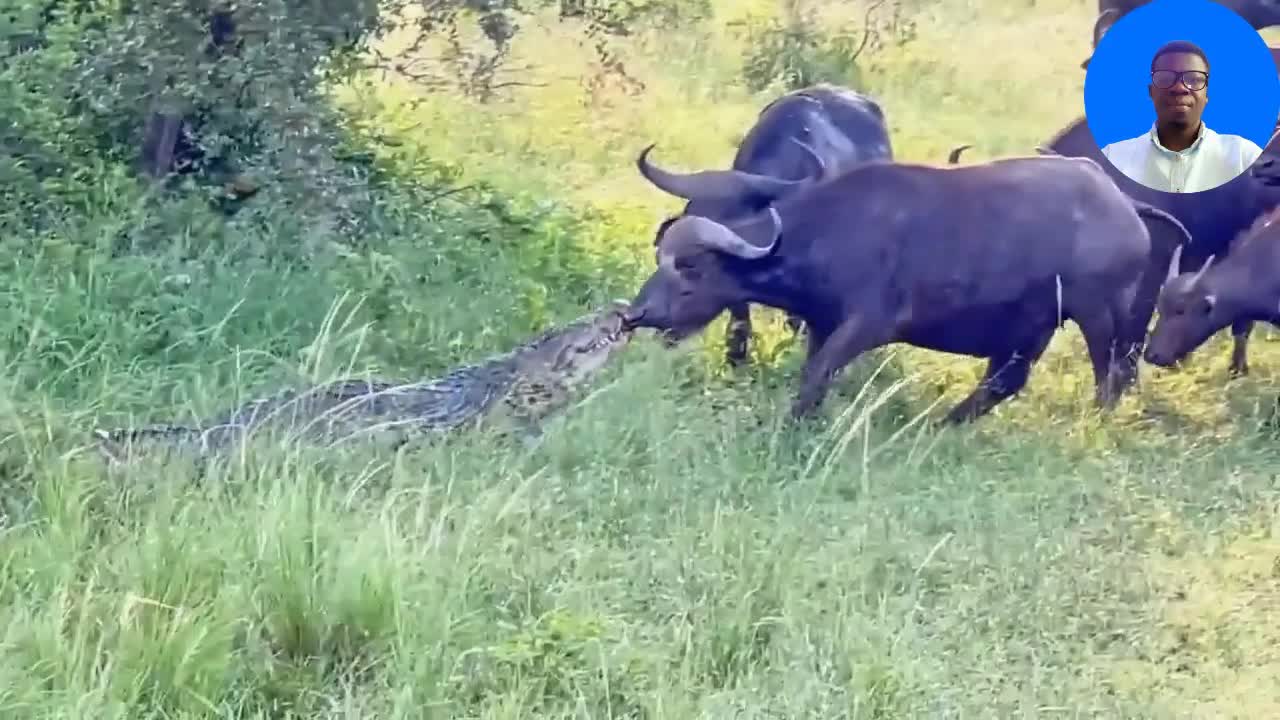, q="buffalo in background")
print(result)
[1081,0,1280,69]
[643,83,893,366]
[1146,207,1280,368]
[950,122,1280,378]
